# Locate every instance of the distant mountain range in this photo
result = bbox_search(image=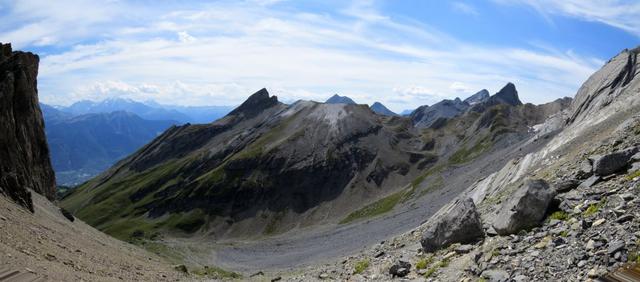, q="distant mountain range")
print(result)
[370,102,398,116]
[60,98,234,124]
[41,104,176,185]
